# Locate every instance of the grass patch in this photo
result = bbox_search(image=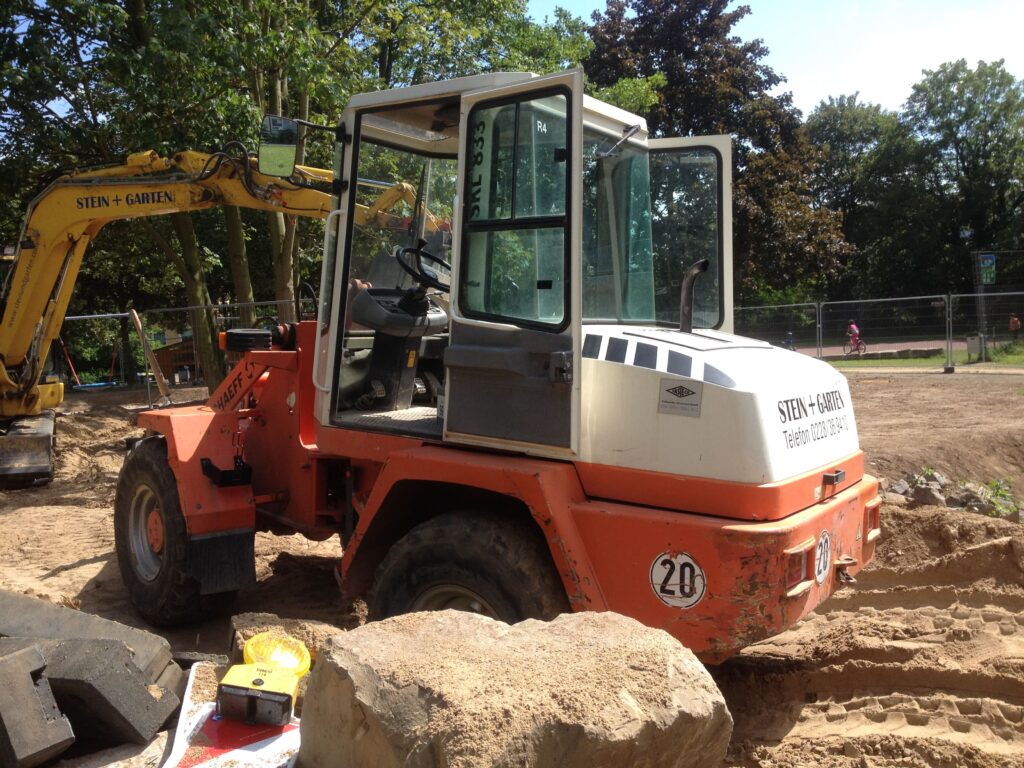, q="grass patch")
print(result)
[830,355,948,368]
[831,344,1024,368]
